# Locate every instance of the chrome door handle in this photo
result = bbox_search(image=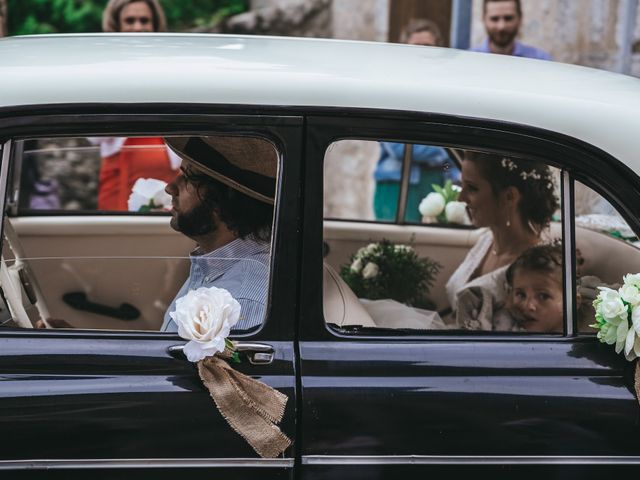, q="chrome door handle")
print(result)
[168,342,274,365]
[235,342,275,365]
